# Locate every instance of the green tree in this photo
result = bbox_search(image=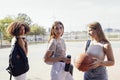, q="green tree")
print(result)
[29,24,46,41]
[0,16,14,42]
[16,13,32,25]
[30,24,46,35]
